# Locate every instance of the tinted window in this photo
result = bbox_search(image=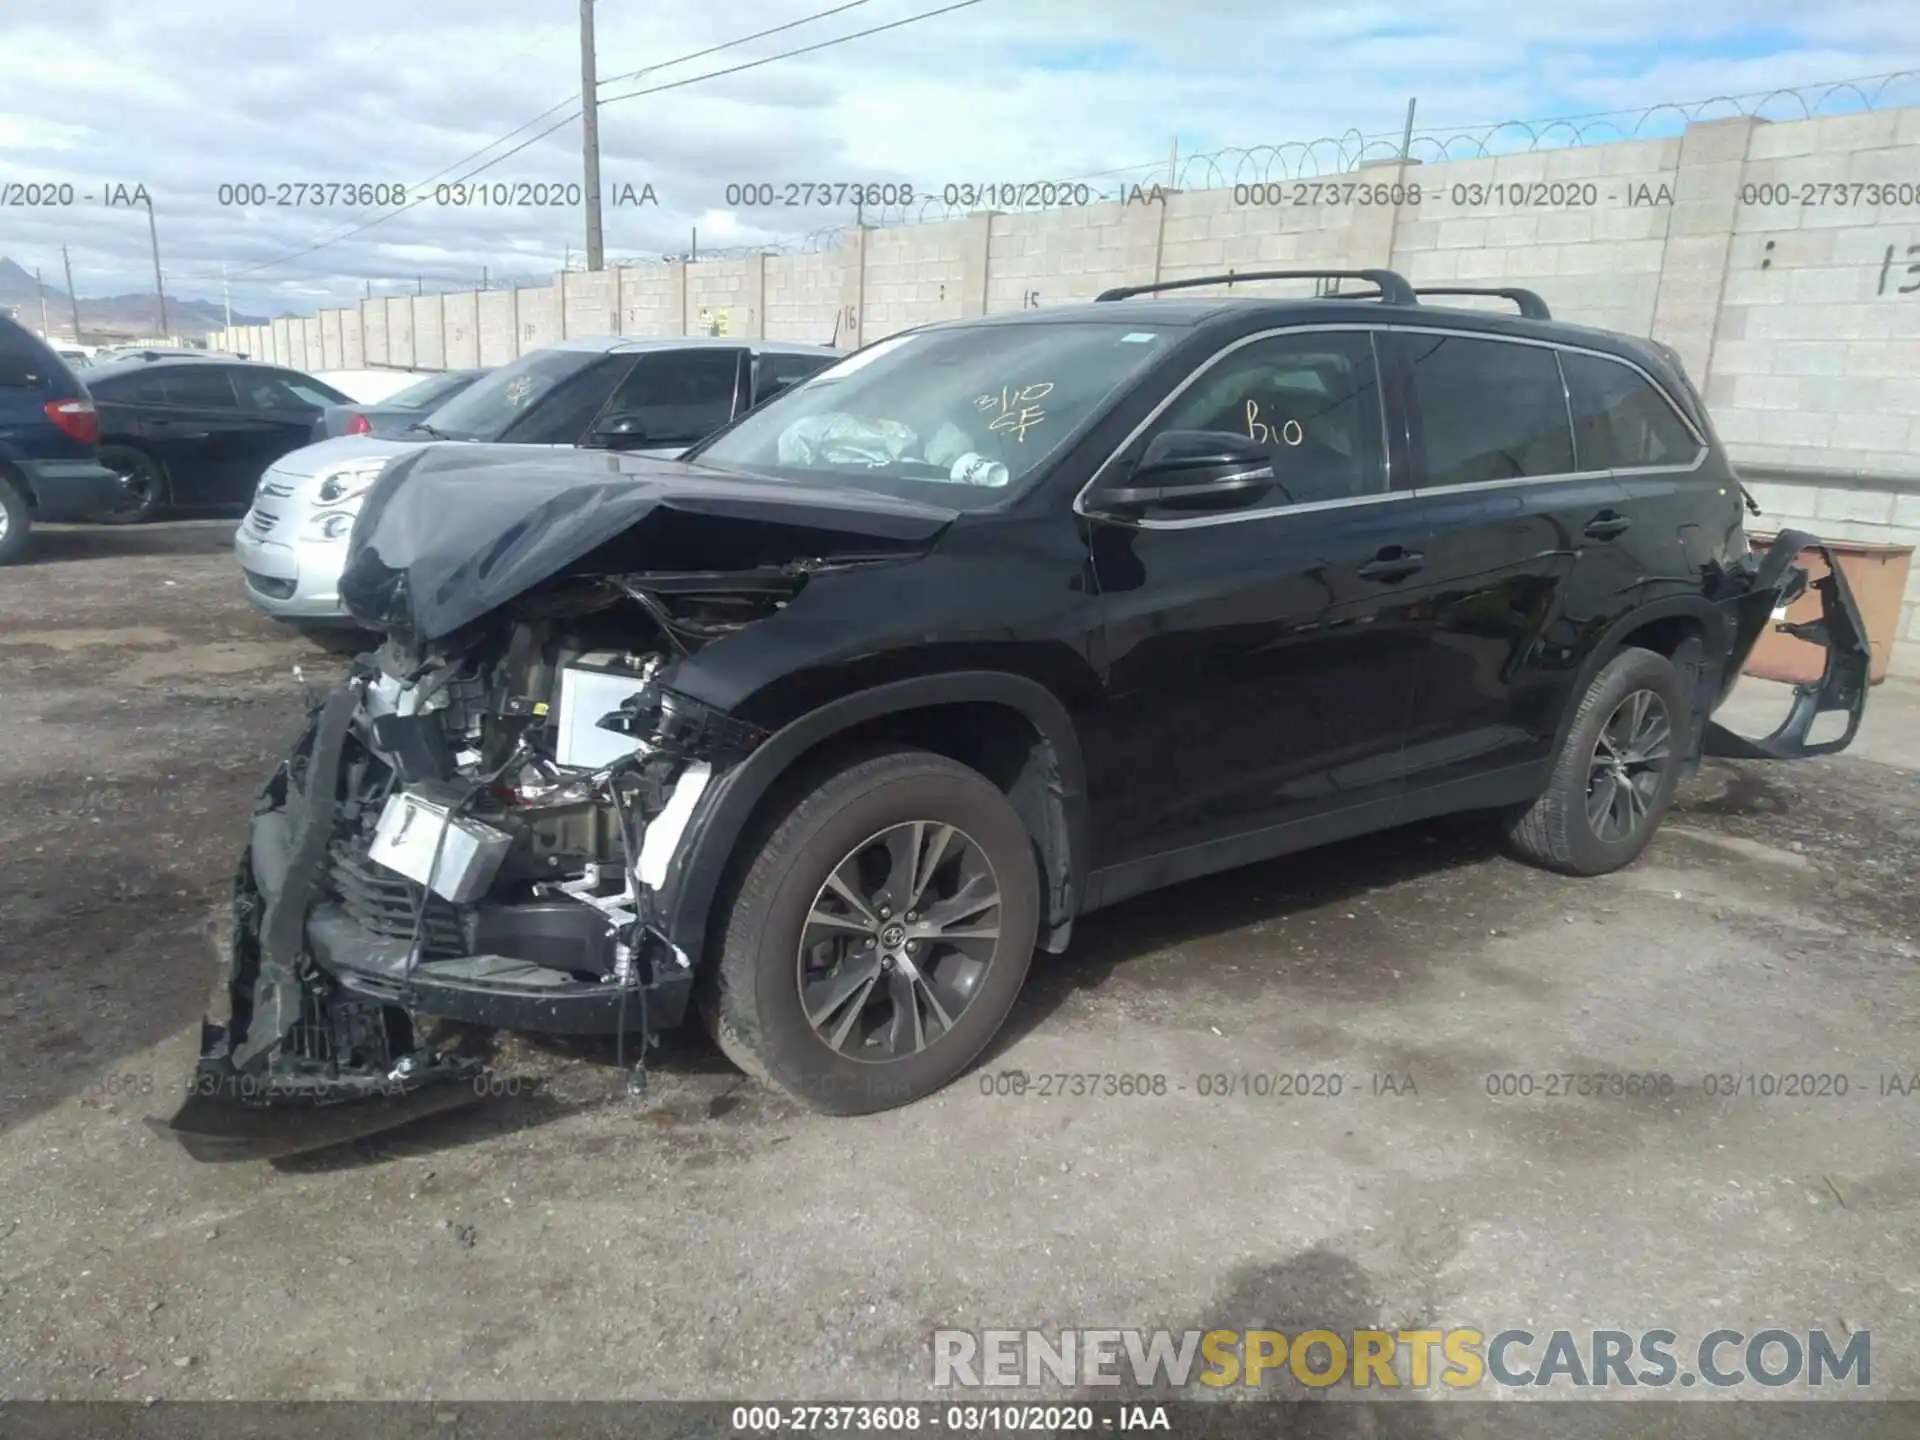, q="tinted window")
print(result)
[427,348,616,443]
[160,368,239,408]
[755,351,833,406]
[1403,333,1575,487]
[384,369,486,412]
[599,350,741,446]
[1561,351,1701,470]
[235,371,346,412]
[1142,329,1387,505]
[499,356,629,445]
[89,370,167,403]
[0,322,58,388]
